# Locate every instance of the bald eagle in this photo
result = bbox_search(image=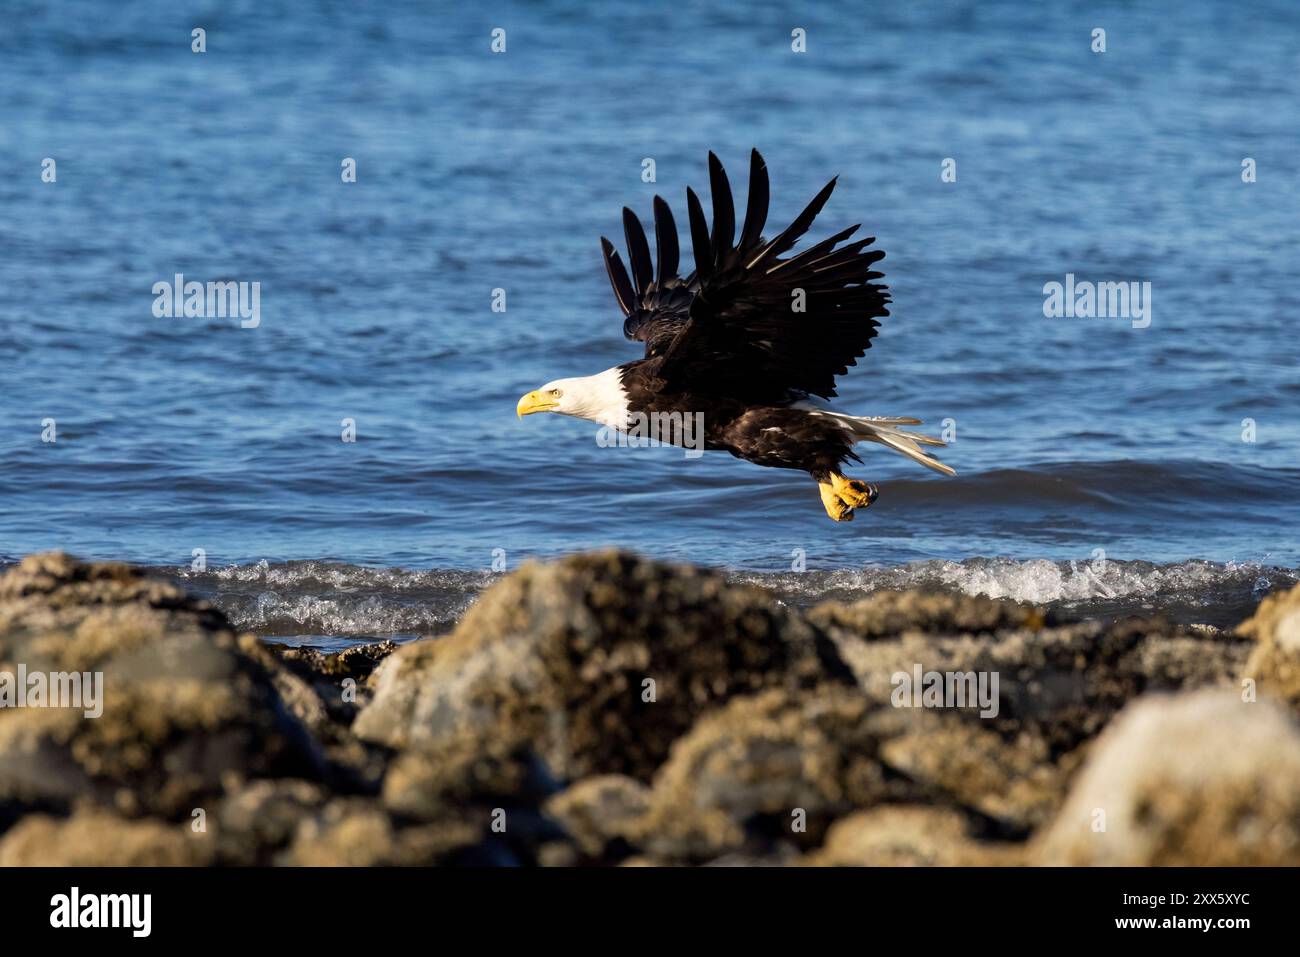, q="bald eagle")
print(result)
[518,149,954,521]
